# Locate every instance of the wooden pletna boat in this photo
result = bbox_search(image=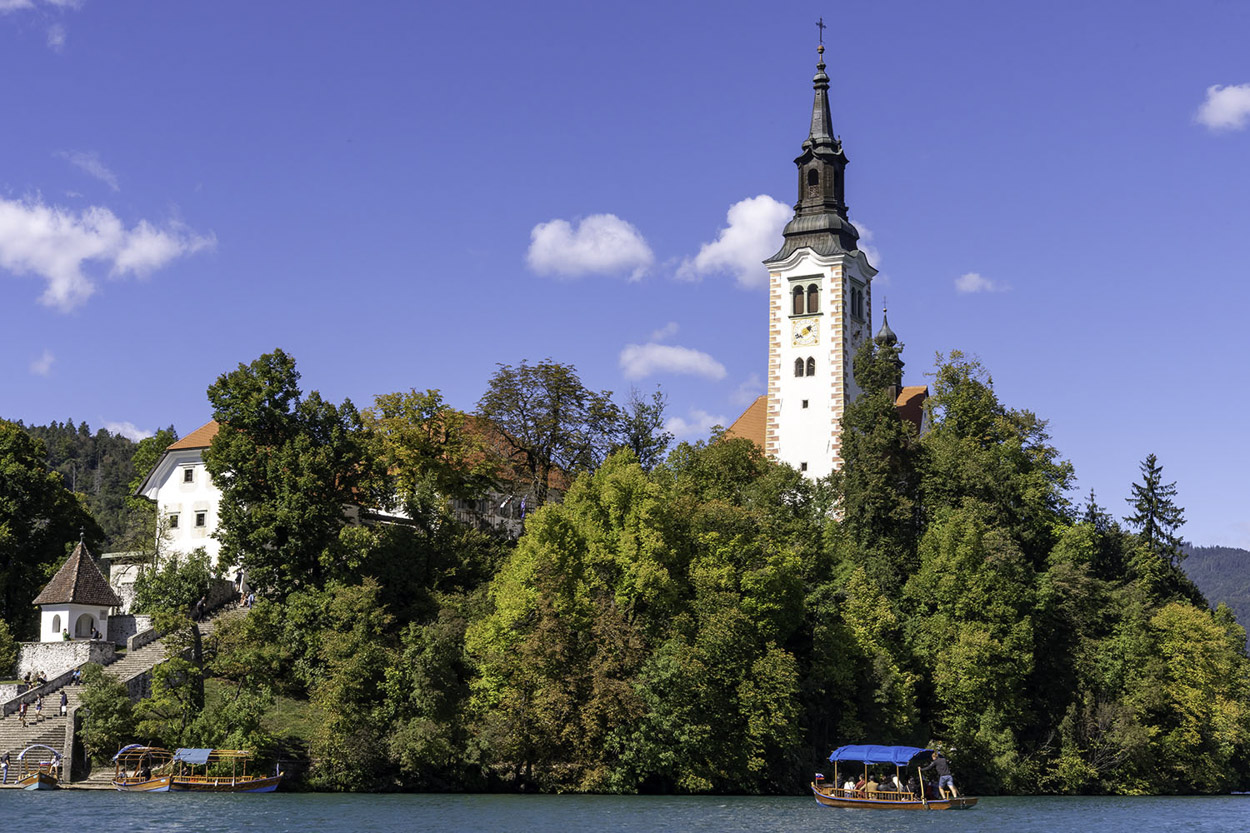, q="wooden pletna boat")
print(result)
[167,748,282,792]
[112,745,174,791]
[810,744,977,811]
[15,744,62,790]
[113,745,282,793]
